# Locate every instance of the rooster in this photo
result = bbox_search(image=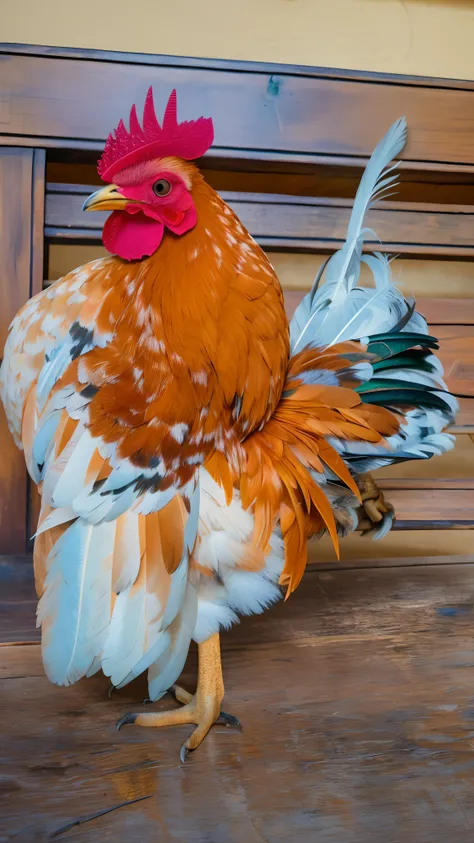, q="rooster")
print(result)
[0,89,457,761]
